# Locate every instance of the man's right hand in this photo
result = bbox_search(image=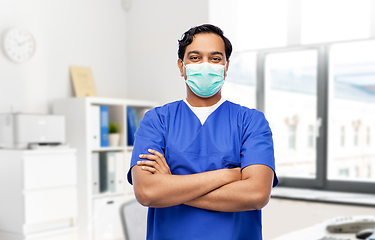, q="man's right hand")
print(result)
[137,149,171,174]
